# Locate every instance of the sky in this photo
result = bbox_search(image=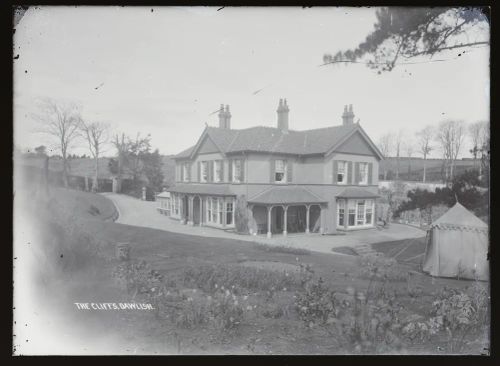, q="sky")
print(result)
[13,6,490,158]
